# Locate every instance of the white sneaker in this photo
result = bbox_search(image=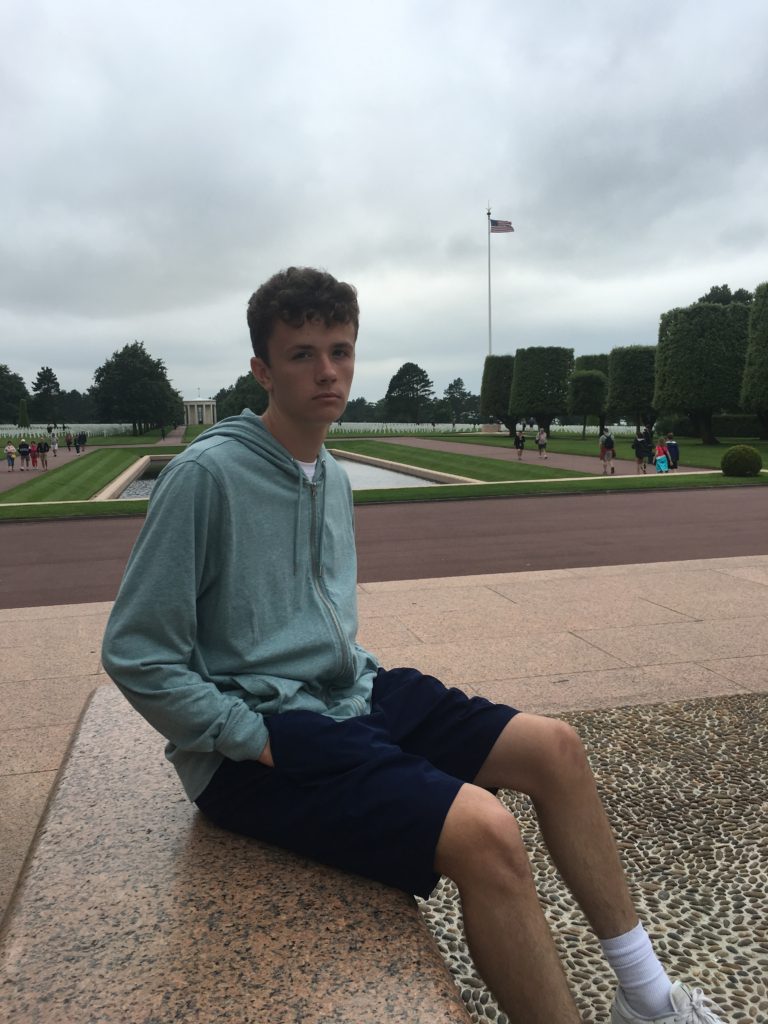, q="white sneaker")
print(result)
[611,981,726,1023]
